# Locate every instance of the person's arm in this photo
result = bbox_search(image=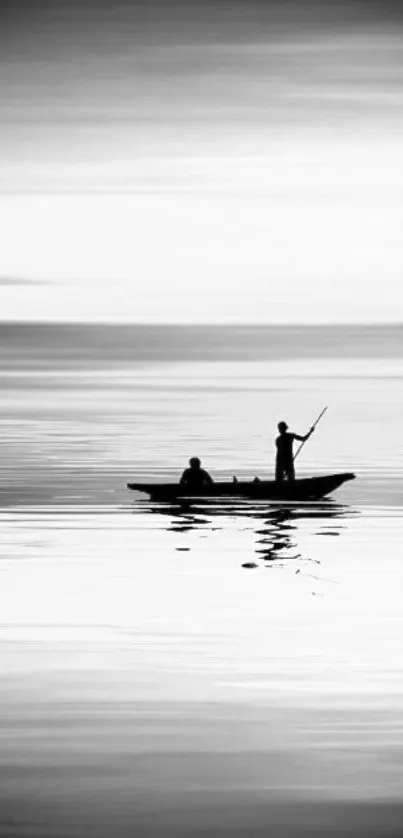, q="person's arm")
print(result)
[179,470,188,485]
[294,427,314,442]
[203,470,214,485]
